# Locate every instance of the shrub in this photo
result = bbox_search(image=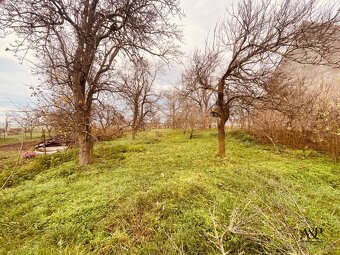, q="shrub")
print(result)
[33,150,78,169]
[229,129,256,144]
